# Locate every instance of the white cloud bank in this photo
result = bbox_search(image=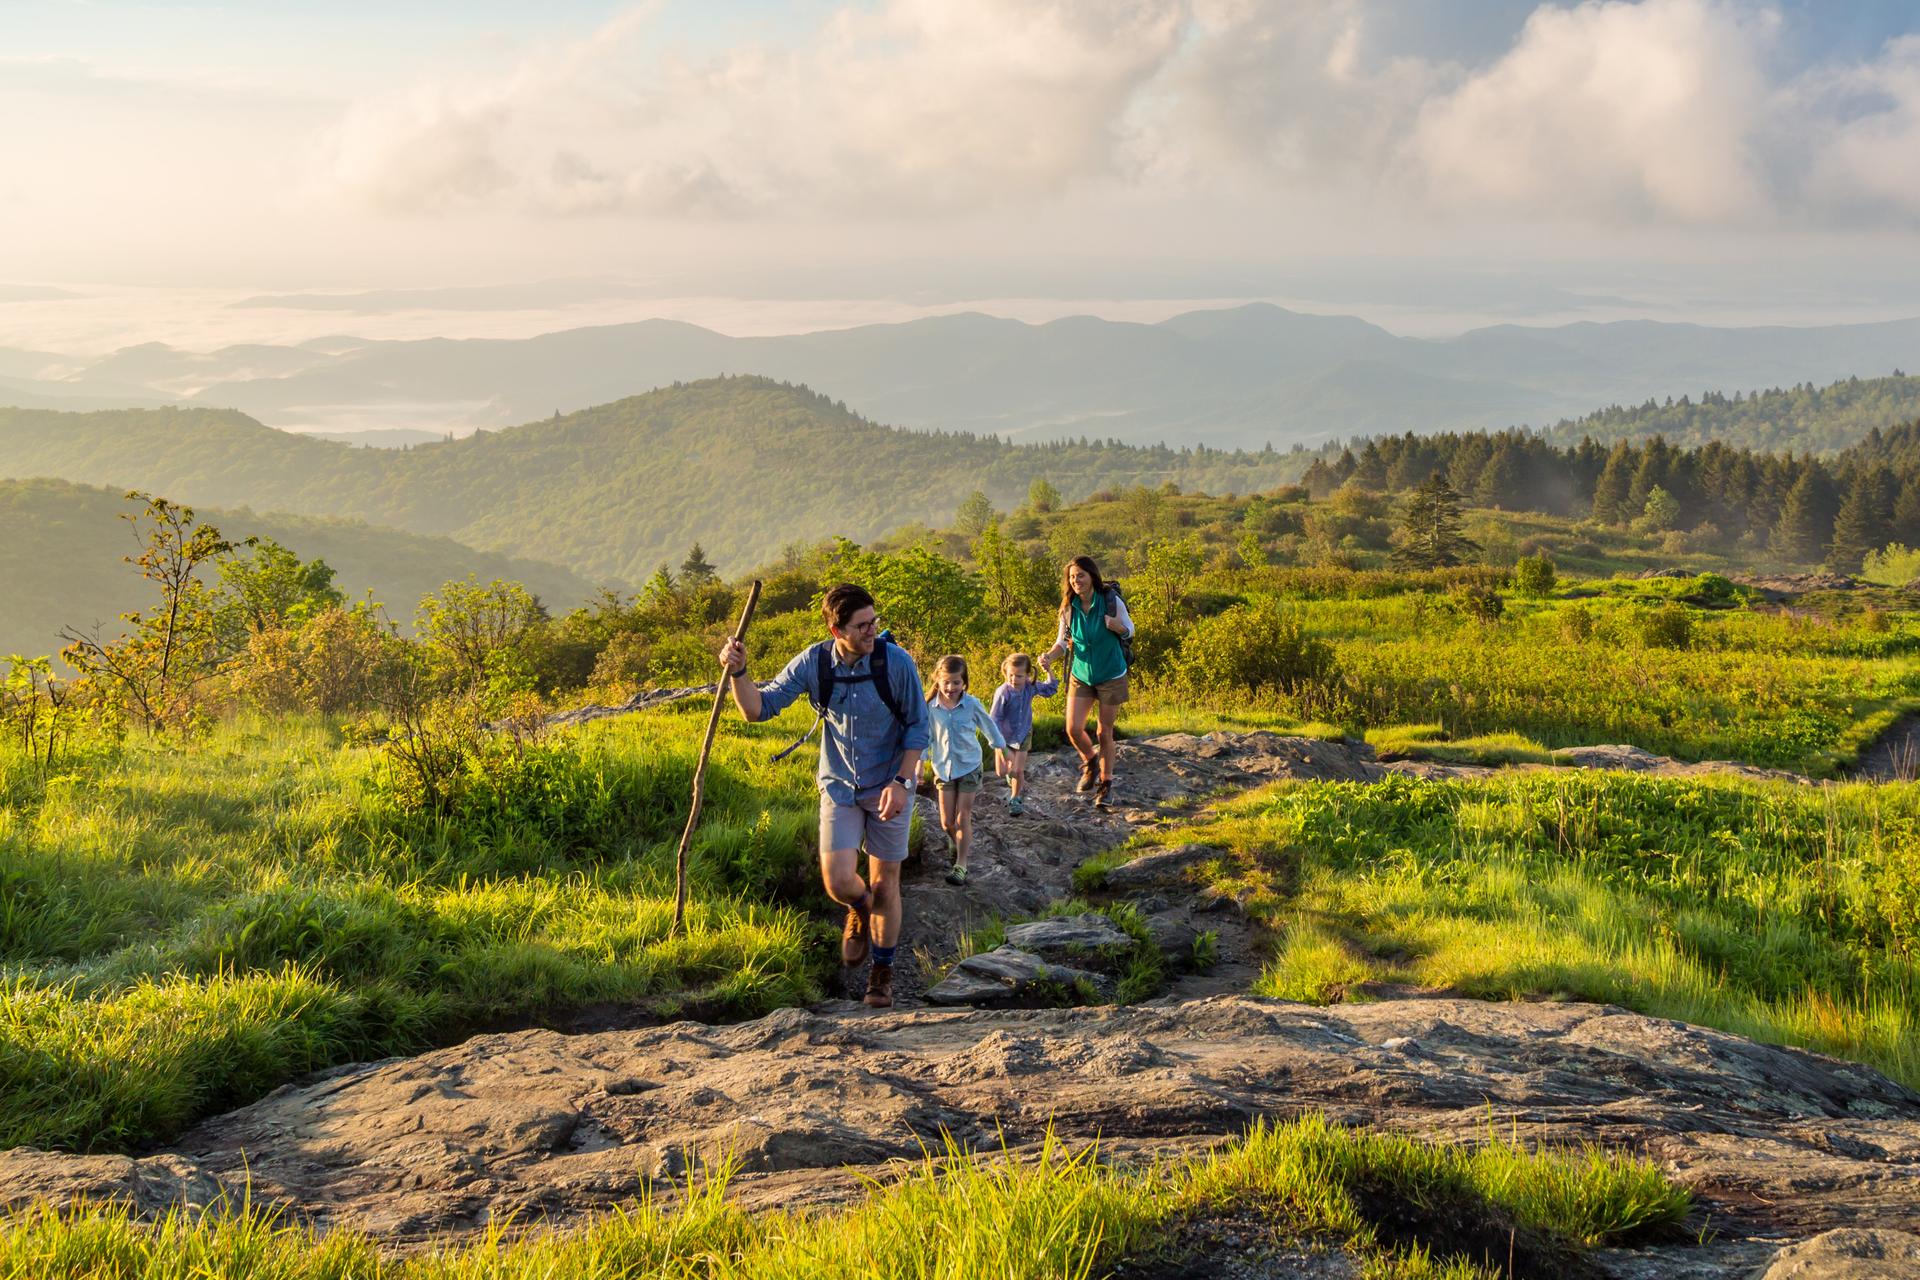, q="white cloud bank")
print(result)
[314,0,1920,230]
